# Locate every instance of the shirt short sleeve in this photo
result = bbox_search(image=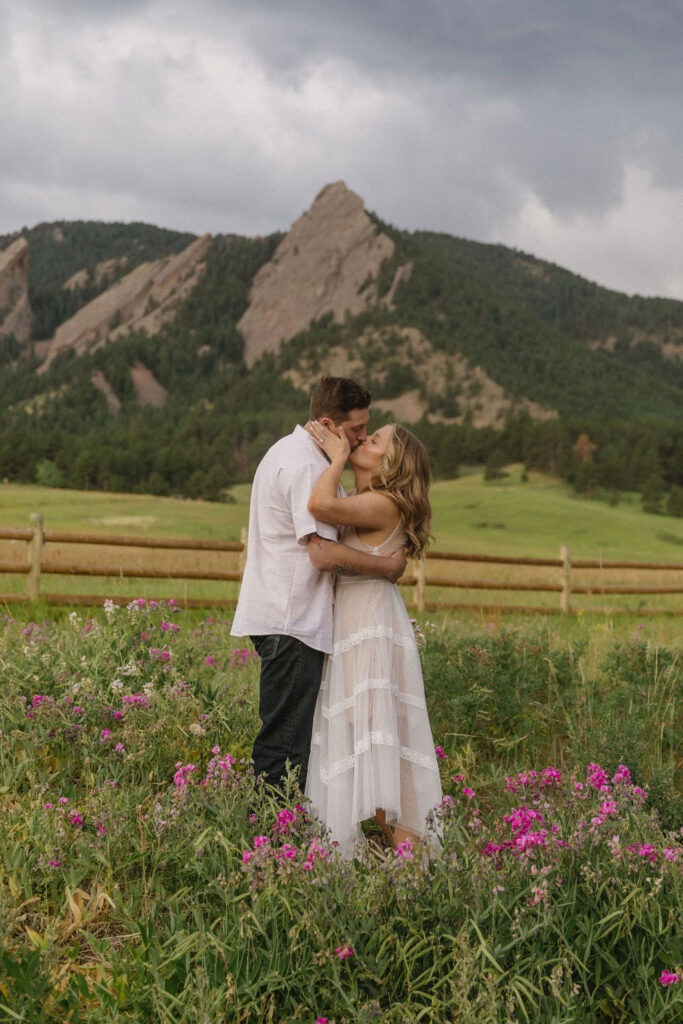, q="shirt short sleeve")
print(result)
[289,461,338,544]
